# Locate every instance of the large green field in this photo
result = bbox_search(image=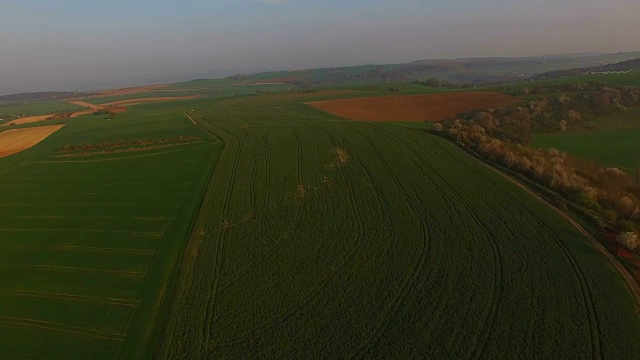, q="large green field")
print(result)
[0,105,220,359]
[157,94,640,358]
[1,89,639,359]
